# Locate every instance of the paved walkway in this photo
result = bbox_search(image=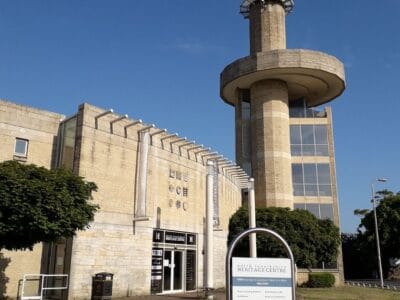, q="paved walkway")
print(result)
[115,290,225,300]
